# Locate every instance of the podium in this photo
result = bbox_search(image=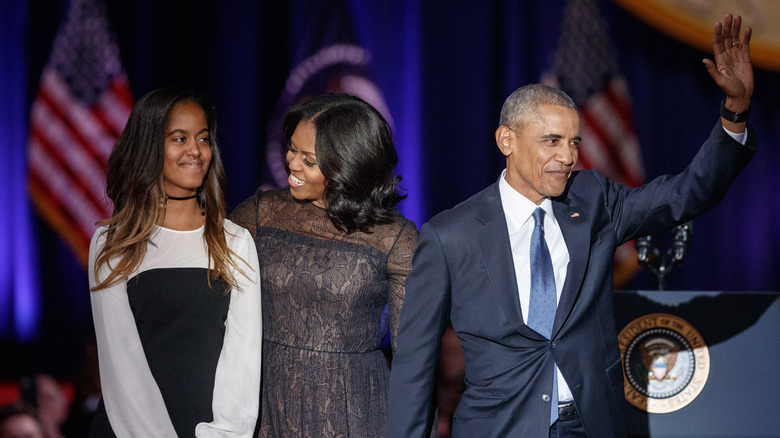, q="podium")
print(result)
[614,290,780,437]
